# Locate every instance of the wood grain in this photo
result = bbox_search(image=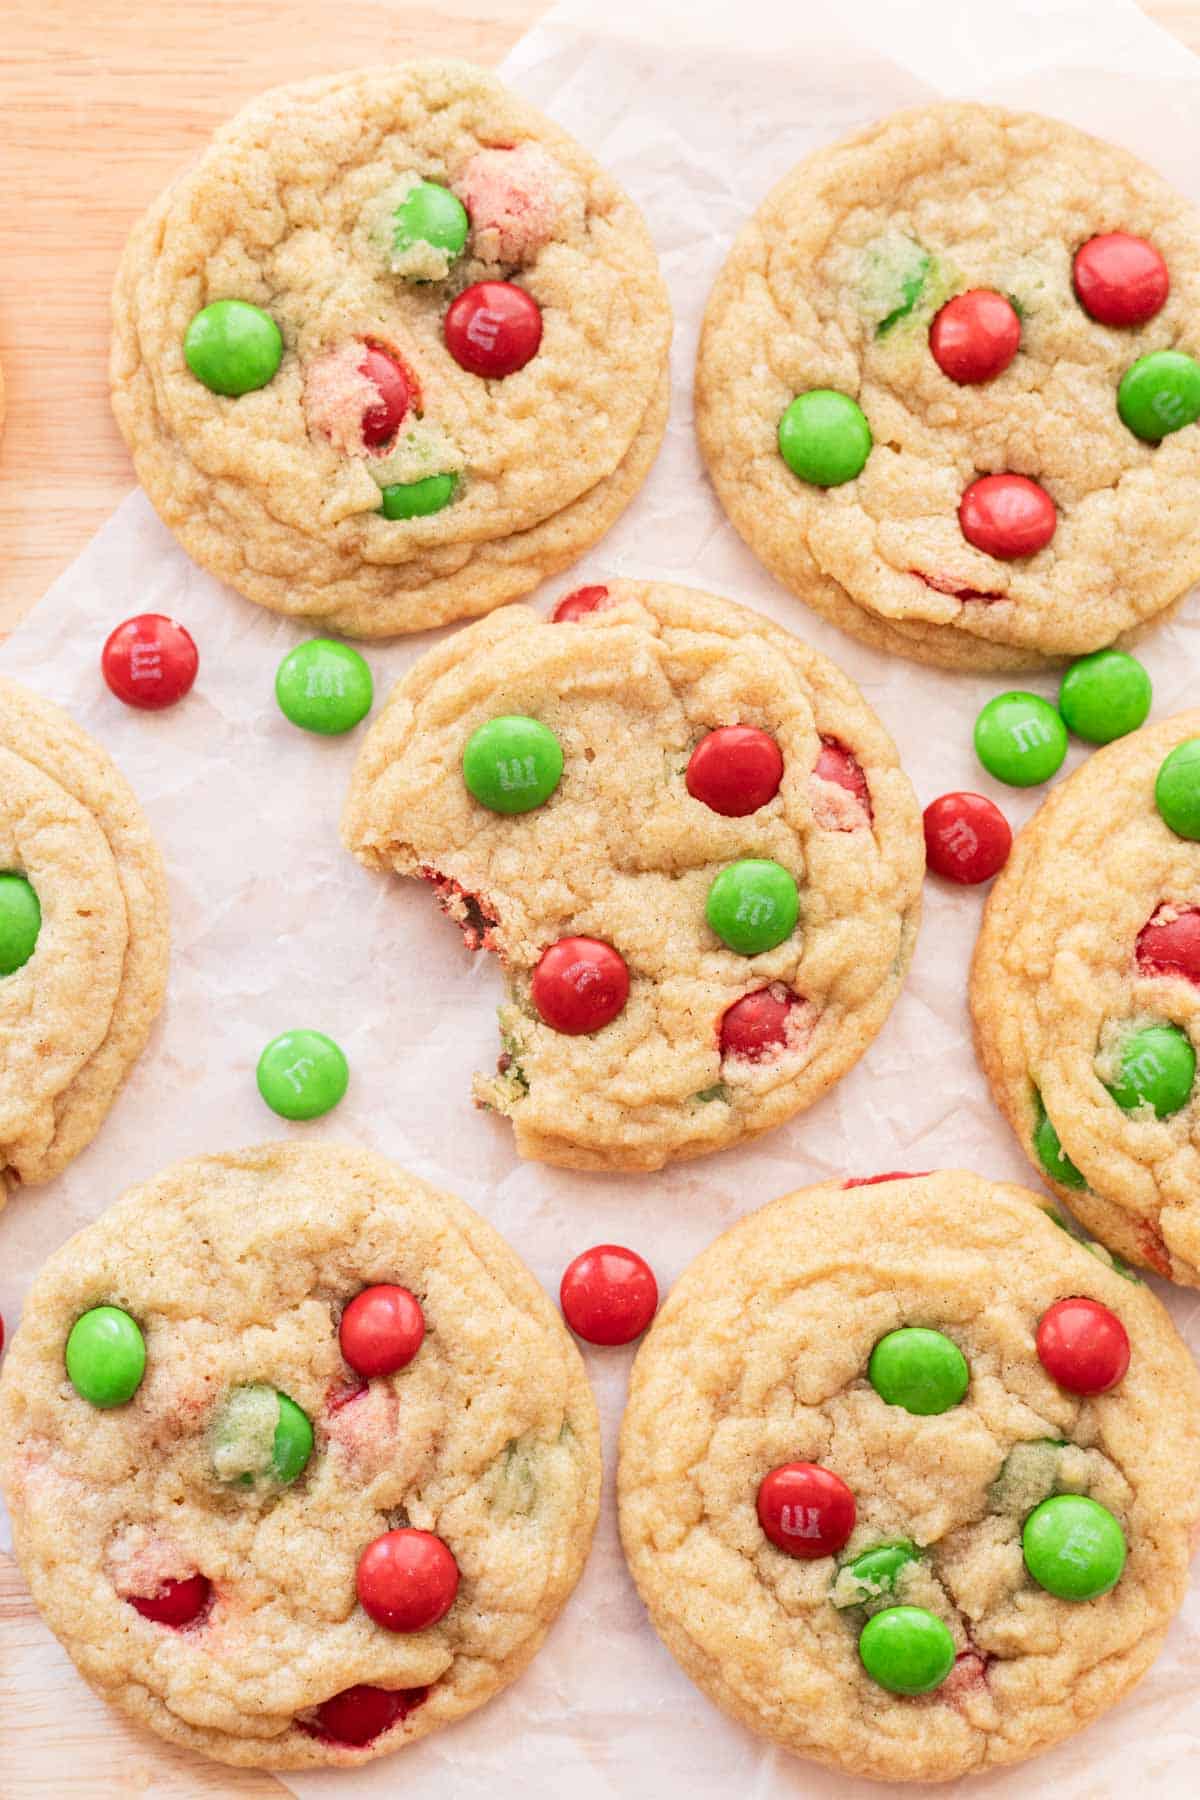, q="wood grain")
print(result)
[0,3,1194,1794]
